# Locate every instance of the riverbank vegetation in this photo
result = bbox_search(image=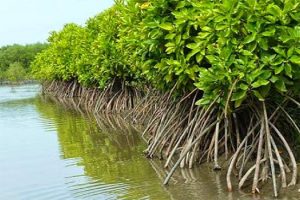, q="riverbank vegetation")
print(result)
[31,0,300,196]
[0,43,48,83]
